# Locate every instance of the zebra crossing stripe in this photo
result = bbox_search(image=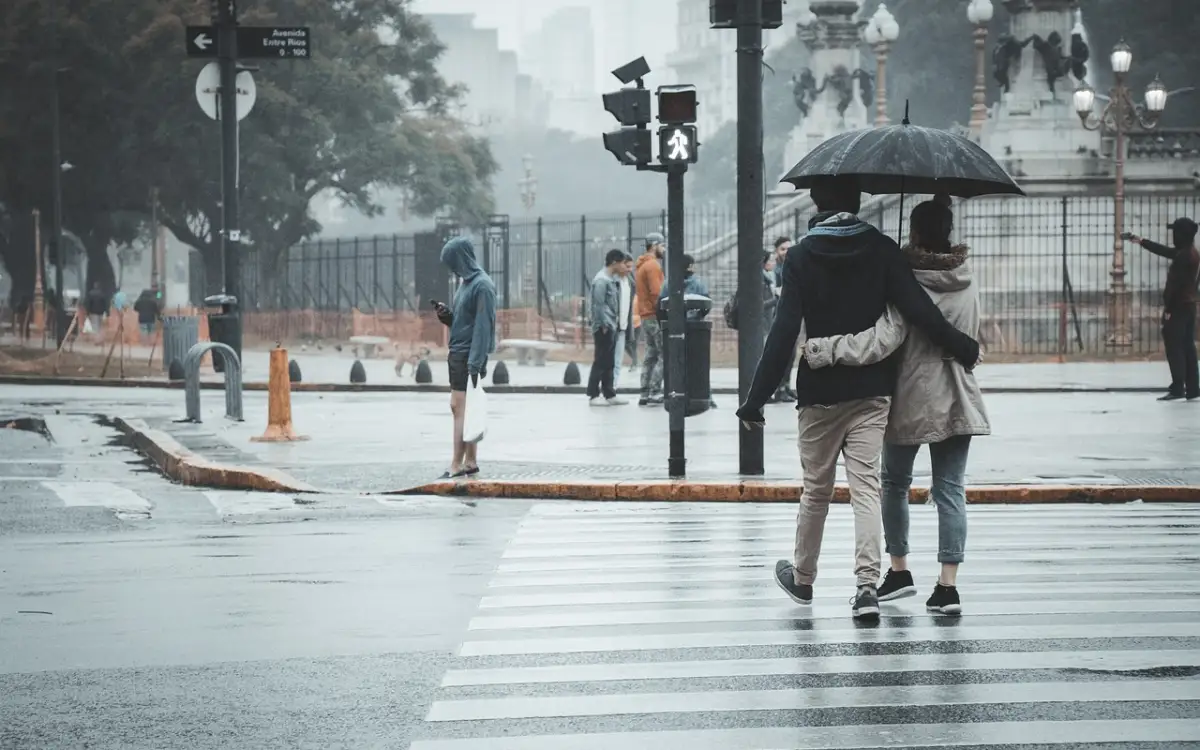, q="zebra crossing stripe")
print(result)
[409,719,1200,749]
[441,648,1200,687]
[427,678,1200,722]
[41,481,152,519]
